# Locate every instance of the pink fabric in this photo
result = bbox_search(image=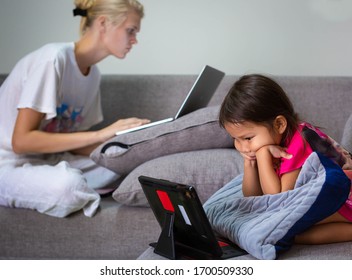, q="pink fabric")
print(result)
[278,123,327,177]
[278,123,352,220]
